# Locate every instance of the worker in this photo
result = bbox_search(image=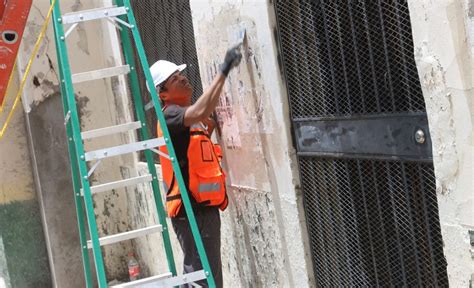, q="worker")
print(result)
[150,44,242,287]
